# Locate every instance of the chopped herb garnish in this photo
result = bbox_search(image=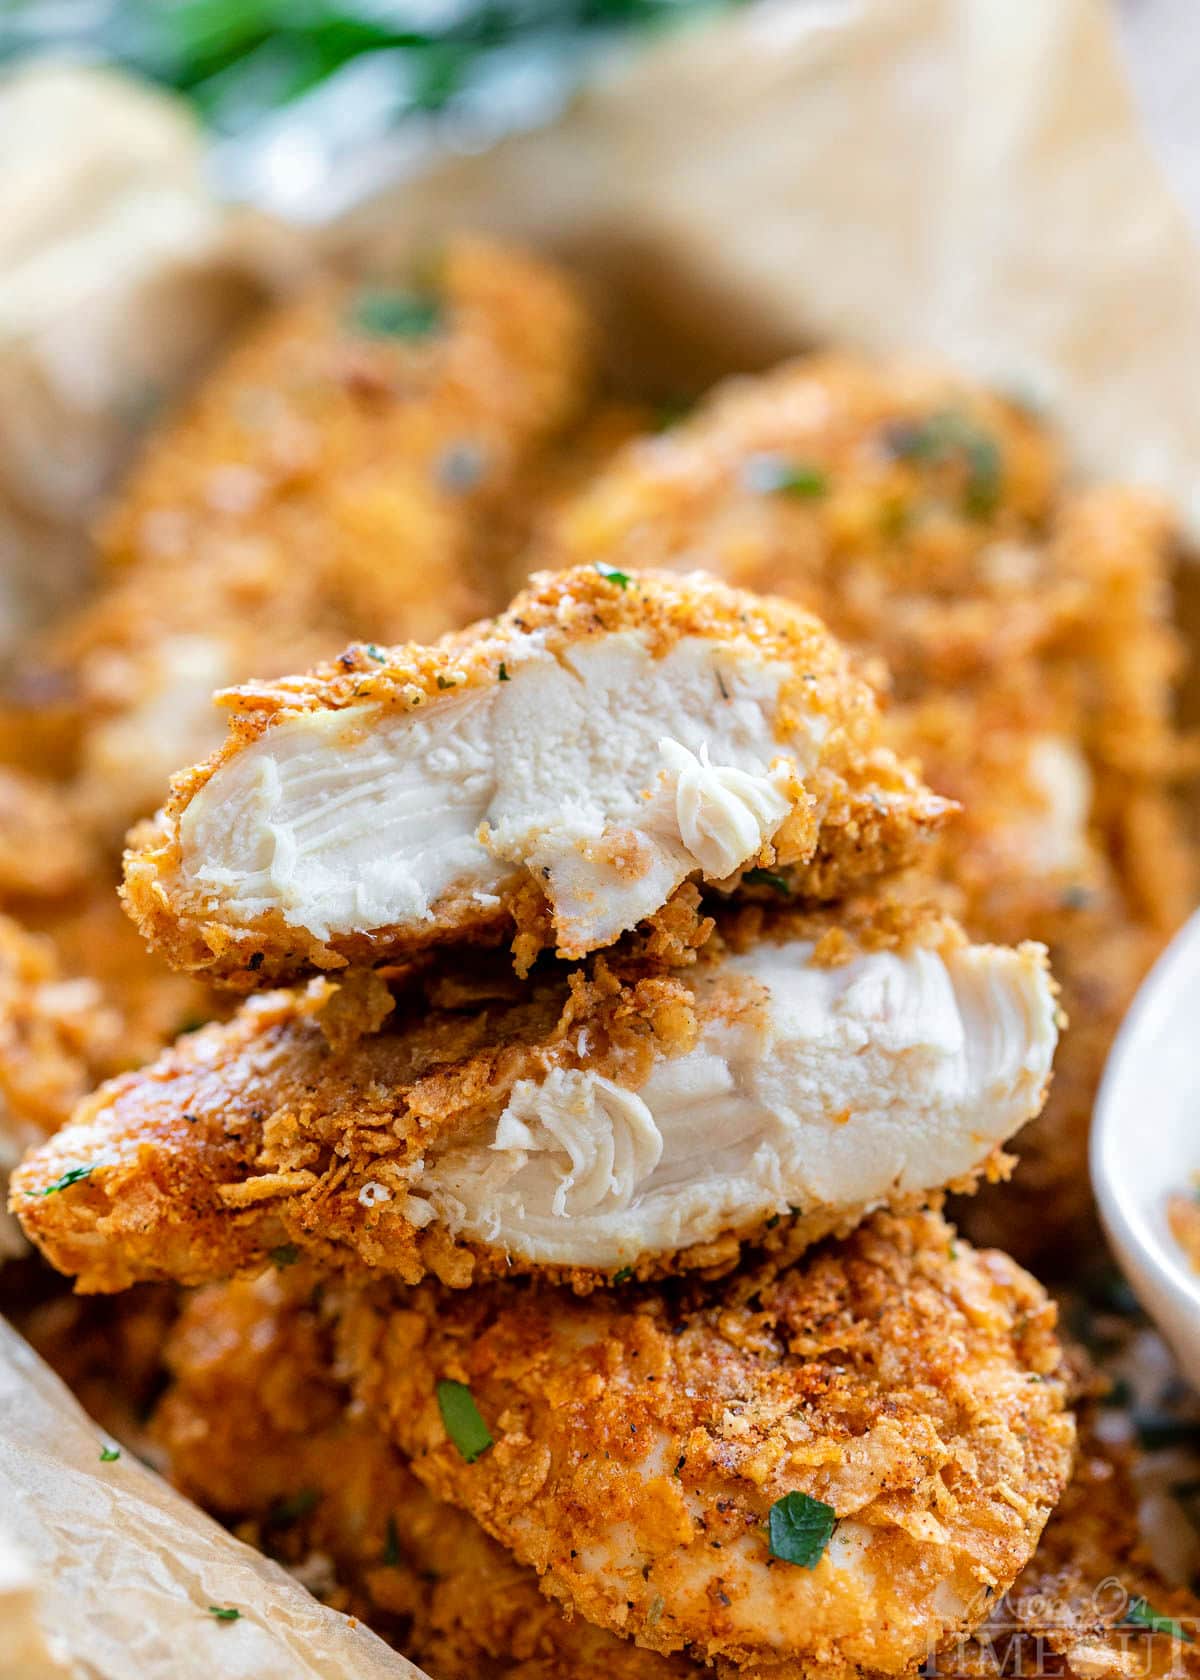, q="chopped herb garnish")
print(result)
[741,453,828,499]
[654,397,692,431]
[1135,1412,1200,1450]
[743,868,791,897]
[436,674,459,689]
[268,1487,319,1526]
[1104,1376,1133,1409]
[365,644,387,663]
[99,1444,121,1462]
[207,1606,241,1622]
[884,411,1001,520]
[382,1514,402,1566]
[176,1015,208,1035]
[1060,884,1093,911]
[594,561,632,589]
[1125,1597,1195,1642]
[269,1244,300,1269]
[34,1163,99,1197]
[436,1379,493,1463]
[674,1454,686,1476]
[437,441,486,492]
[248,952,264,971]
[768,1491,837,1569]
[349,289,442,341]
[612,1265,634,1284]
[498,662,510,682]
